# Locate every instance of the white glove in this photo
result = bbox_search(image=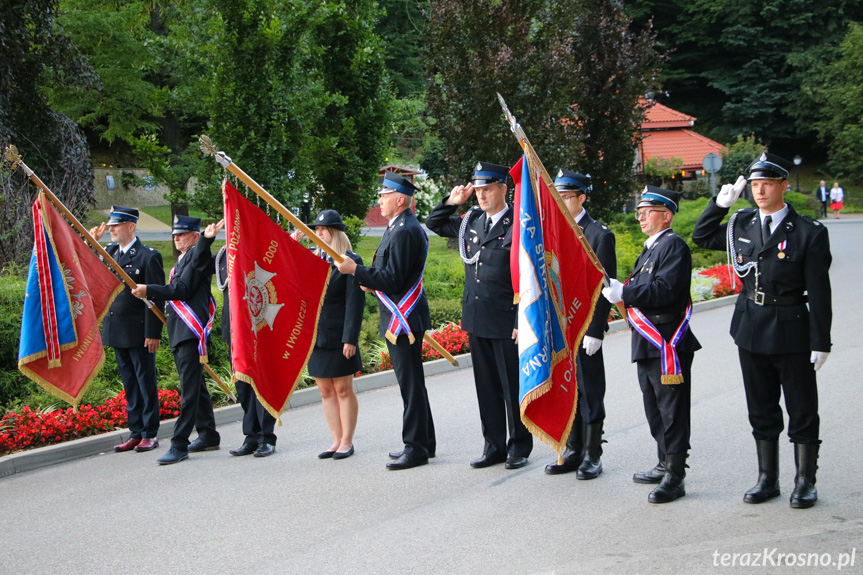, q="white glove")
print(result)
[715,175,748,209]
[602,278,623,304]
[810,351,830,371]
[583,335,602,356]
